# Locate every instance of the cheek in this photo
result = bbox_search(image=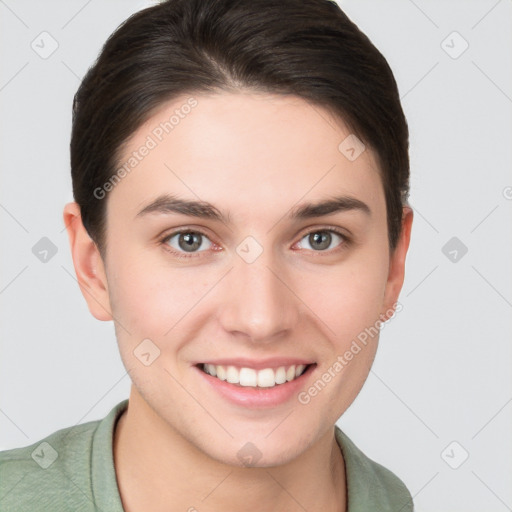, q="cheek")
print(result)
[298,248,389,343]
[107,251,213,338]
[107,259,201,382]
[302,255,387,411]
